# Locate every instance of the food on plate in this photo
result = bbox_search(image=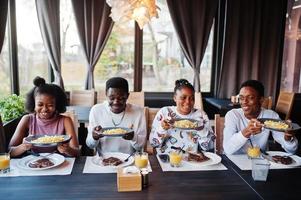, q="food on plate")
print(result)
[102,157,123,166]
[187,152,209,162]
[28,158,54,168]
[31,135,65,144]
[102,128,127,135]
[264,120,289,130]
[247,146,261,158]
[272,155,293,165]
[174,120,197,129]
